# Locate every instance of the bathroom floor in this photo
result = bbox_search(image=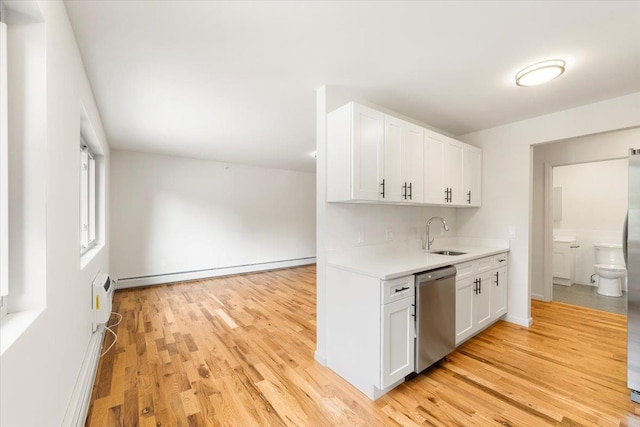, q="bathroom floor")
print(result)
[553,283,626,315]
